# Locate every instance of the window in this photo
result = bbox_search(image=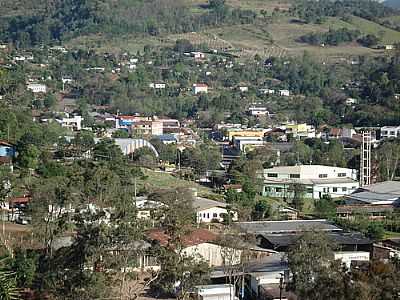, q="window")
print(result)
[275,187,283,193]
[382,131,387,135]
[265,187,271,192]
[267,173,278,178]
[319,174,328,178]
[207,213,210,219]
[290,174,300,179]
[337,173,346,177]
[306,187,313,194]
[333,187,338,192]
[342,187,347,192]
[390,131,395,135]
[213,213,218,218]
